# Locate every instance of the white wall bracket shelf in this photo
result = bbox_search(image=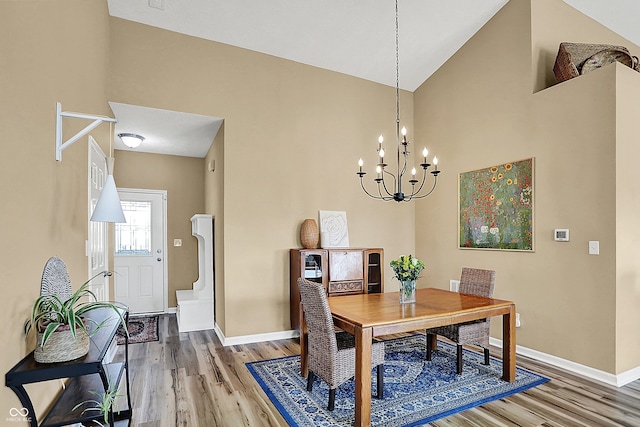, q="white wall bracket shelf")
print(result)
[55,102,117,161]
